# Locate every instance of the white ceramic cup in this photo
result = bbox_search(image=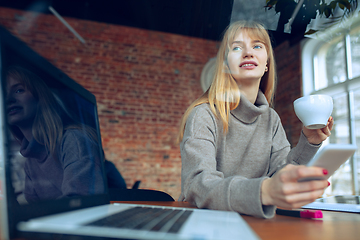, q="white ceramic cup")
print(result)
[293,95,333,129]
